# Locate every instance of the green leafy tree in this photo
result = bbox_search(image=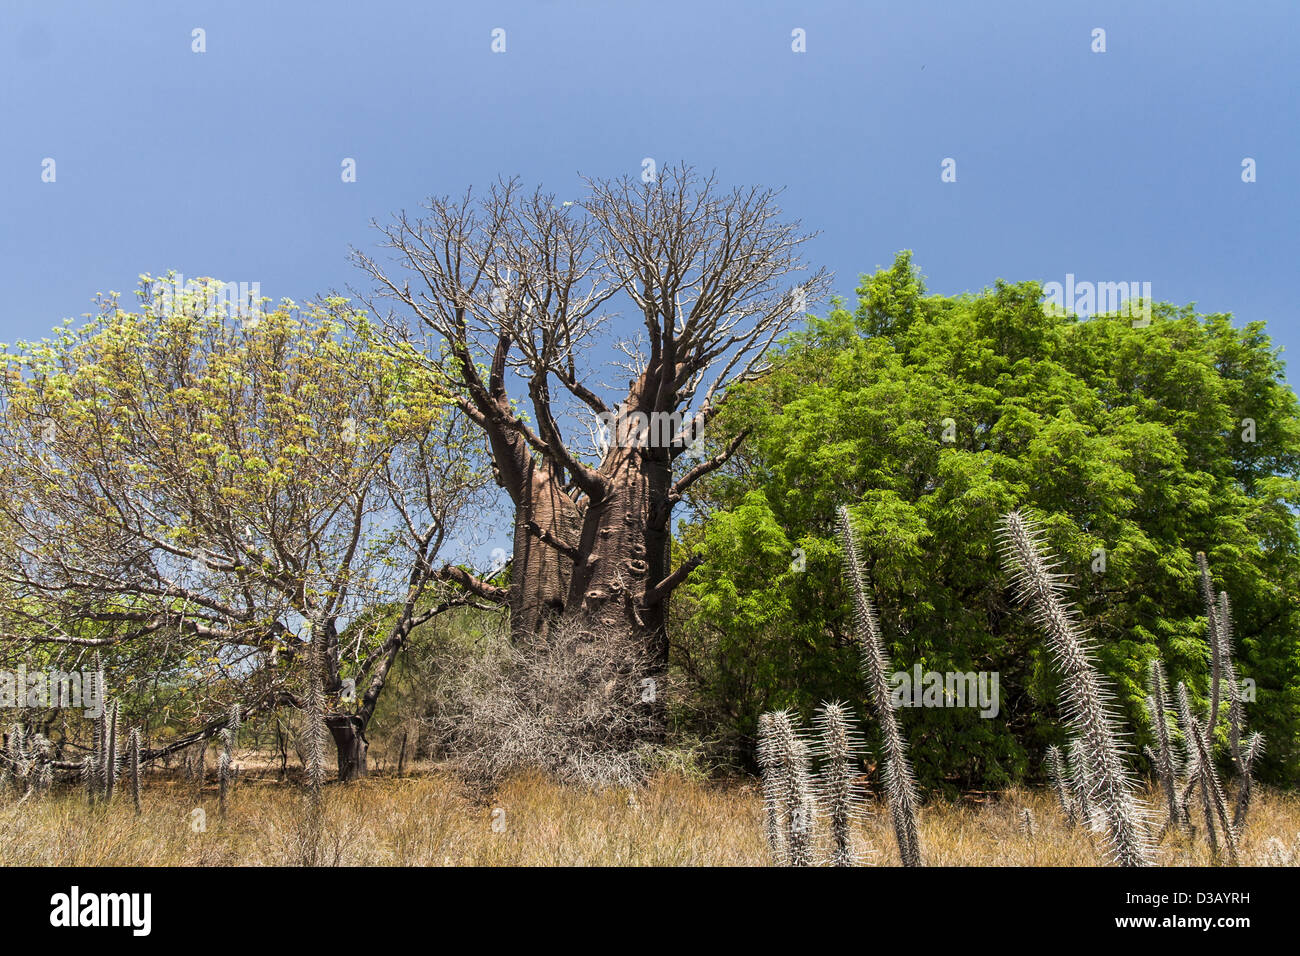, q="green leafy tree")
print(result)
[675,253,1300,790]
